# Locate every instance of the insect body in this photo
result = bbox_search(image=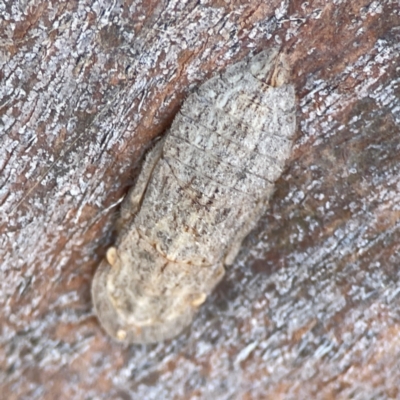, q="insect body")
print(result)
[92,48,296,343]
